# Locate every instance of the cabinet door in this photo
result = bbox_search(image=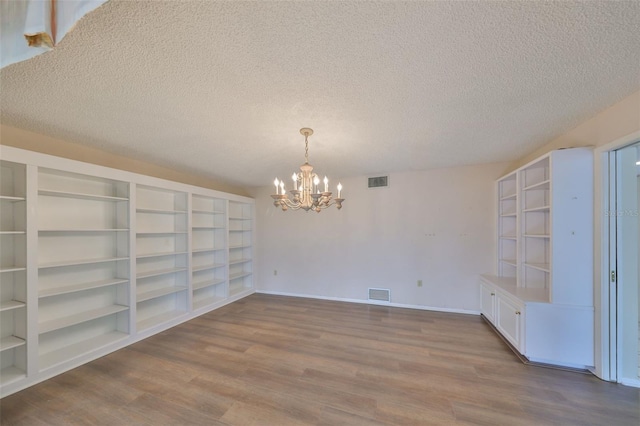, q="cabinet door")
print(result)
[480,282,496,324]
[496,295,523,351]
